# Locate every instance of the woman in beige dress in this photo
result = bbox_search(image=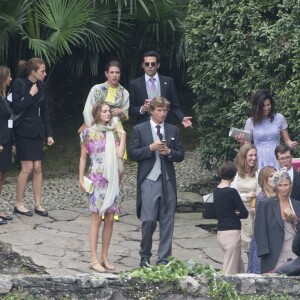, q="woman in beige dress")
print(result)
[231,144,260,251]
